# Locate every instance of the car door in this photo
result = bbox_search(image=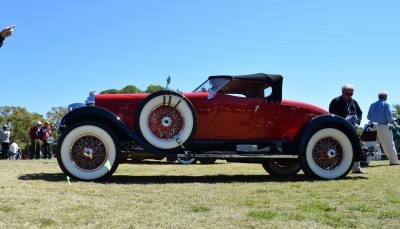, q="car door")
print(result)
[208,94,266,139]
